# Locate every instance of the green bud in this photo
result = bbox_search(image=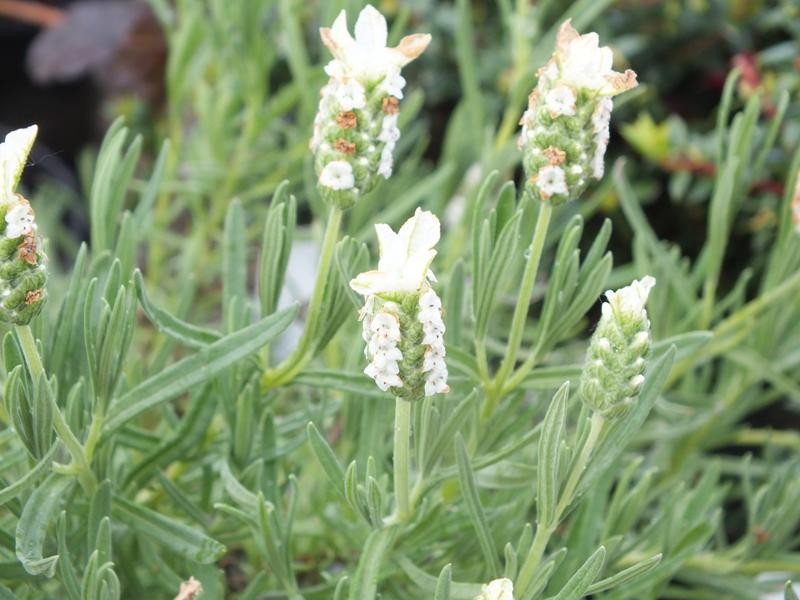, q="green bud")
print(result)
[579,276,654,418]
